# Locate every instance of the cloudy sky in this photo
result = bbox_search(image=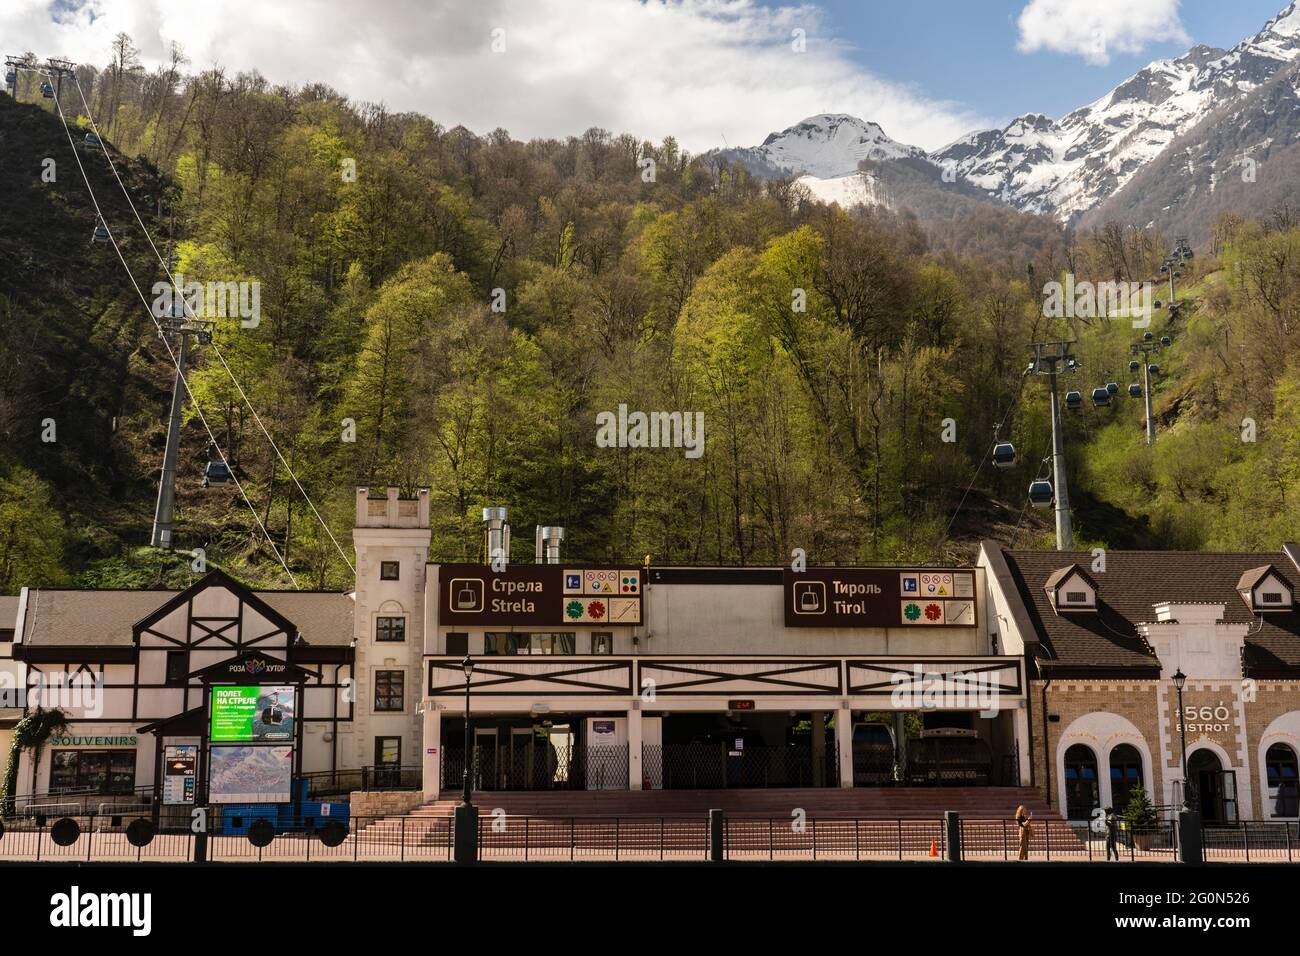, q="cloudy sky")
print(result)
[2,0,1289,151]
